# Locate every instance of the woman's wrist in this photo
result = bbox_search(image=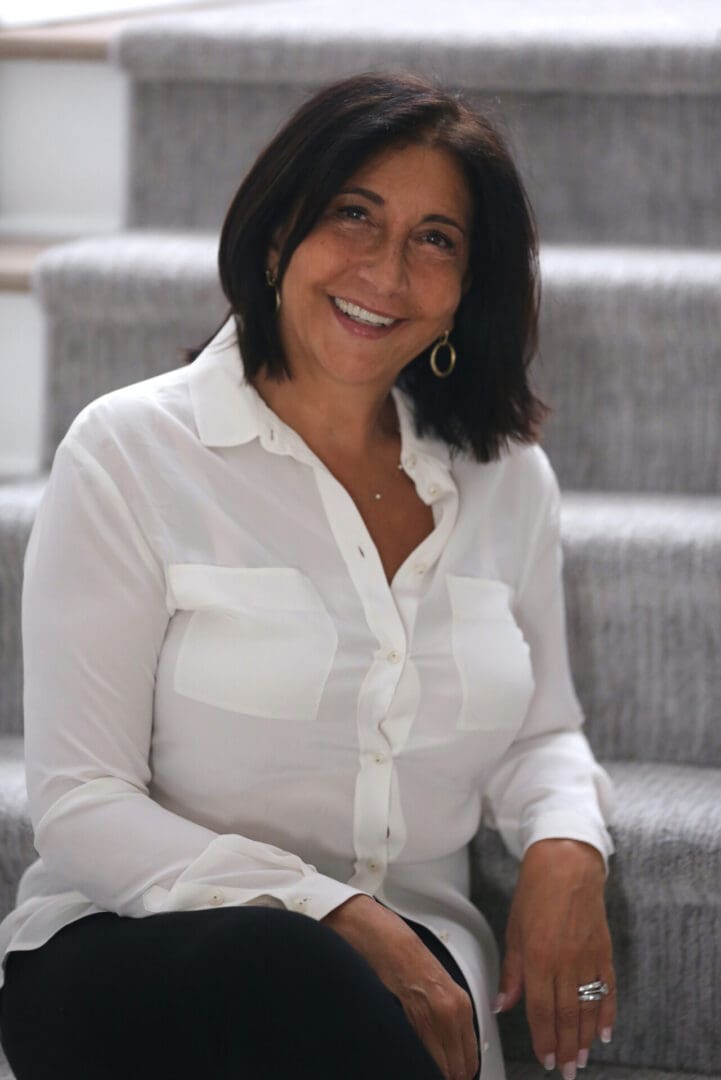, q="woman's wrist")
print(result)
[522,838,606,879]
